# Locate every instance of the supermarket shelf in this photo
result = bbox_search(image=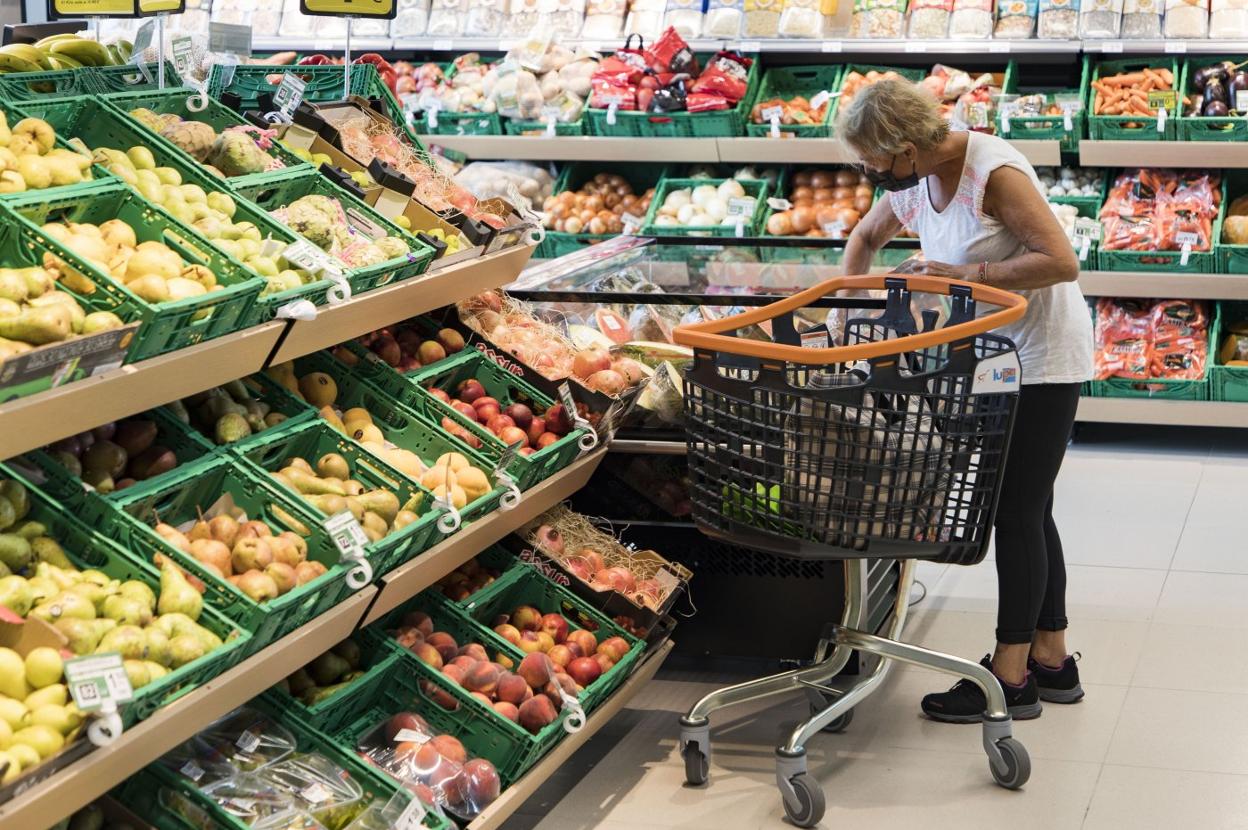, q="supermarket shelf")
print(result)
[1079,141,1248,169]
[1078,398,1248,427]
[361,446,608,626]
[272,242,535,364]
[467,639,674,830]
[254,37,1248,56]
[0,587,377,829]
[0,321,285,463]
[1080,271,1248,300]
[424,135,1061,165]
[610,439,687,455]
